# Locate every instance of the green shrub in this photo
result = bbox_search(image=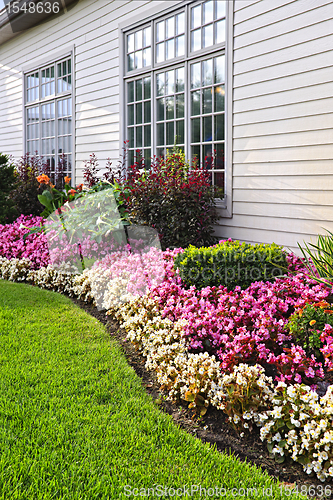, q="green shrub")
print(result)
[173,239,288,290]
[9,153,45,216]
[0,153,18,224]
